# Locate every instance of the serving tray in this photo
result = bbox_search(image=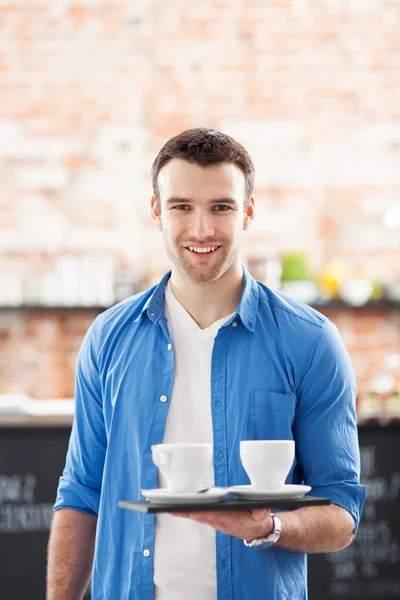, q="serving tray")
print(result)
[118,495,331,514]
